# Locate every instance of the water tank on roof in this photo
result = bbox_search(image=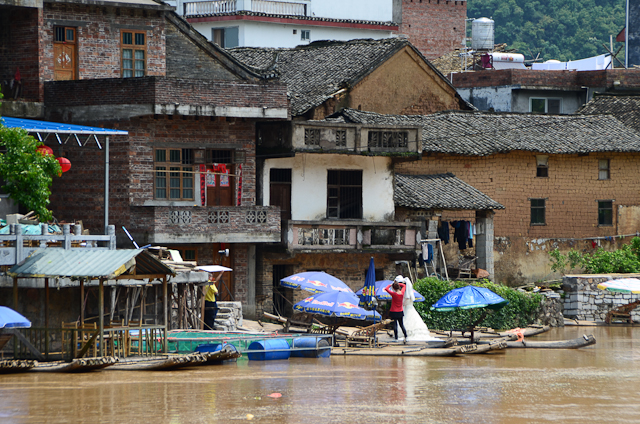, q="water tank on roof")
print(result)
[472,17,494,50]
